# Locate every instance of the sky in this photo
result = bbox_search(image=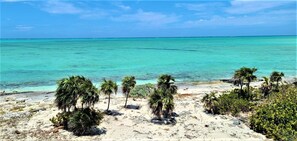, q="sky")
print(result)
[0,0,296,38]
